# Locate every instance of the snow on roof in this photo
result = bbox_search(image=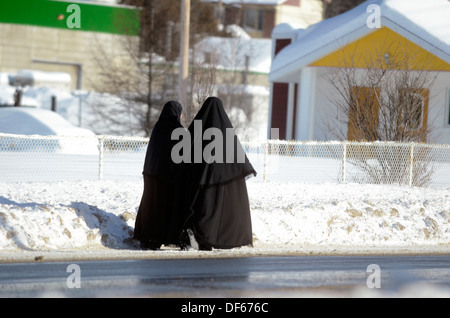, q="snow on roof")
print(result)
[270,0,450,82]
[13,70,72,92]
[0,107,95,137]
[224,24,252,40]
[271,22,306,39]
[15,69,71,83]
[194,33,272,74]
